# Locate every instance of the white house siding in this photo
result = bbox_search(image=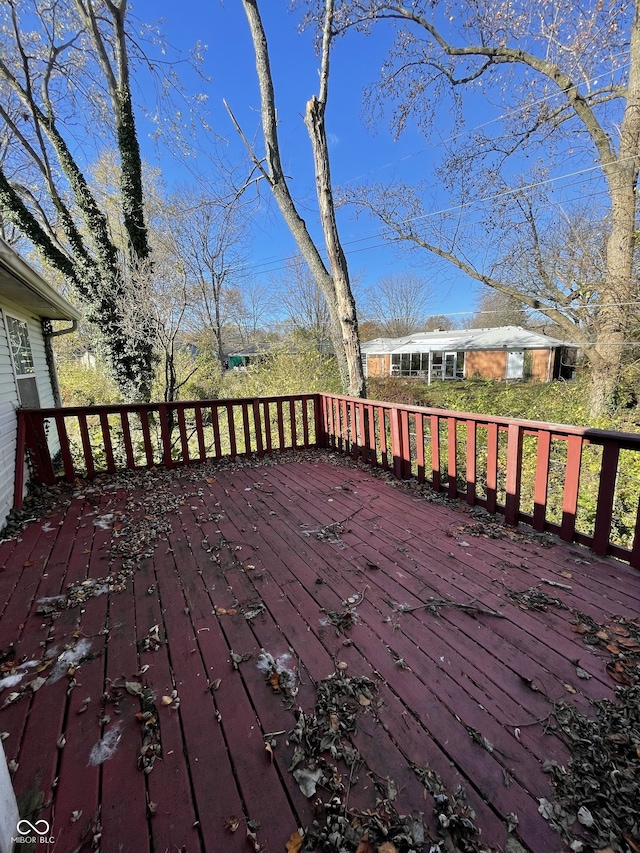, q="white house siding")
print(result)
[0,306,16,532]
[0,297,58,531]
